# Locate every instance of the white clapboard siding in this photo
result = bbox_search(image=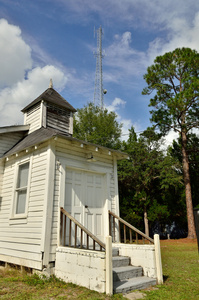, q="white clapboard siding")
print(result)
[48,163,60,262]
[0,162,3,196]
[0,132,25,157]
[0,147,48,270]
[49,139,116,262]
[26,103,41,133]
